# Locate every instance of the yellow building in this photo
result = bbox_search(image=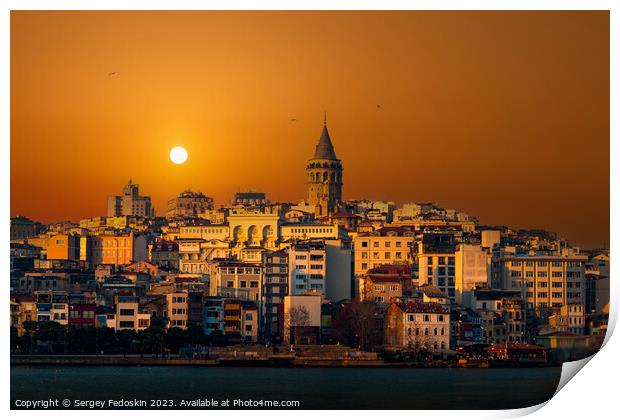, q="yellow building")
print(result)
[354,227,414,278]
[28,232,80,260]
[89,232,148,265]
